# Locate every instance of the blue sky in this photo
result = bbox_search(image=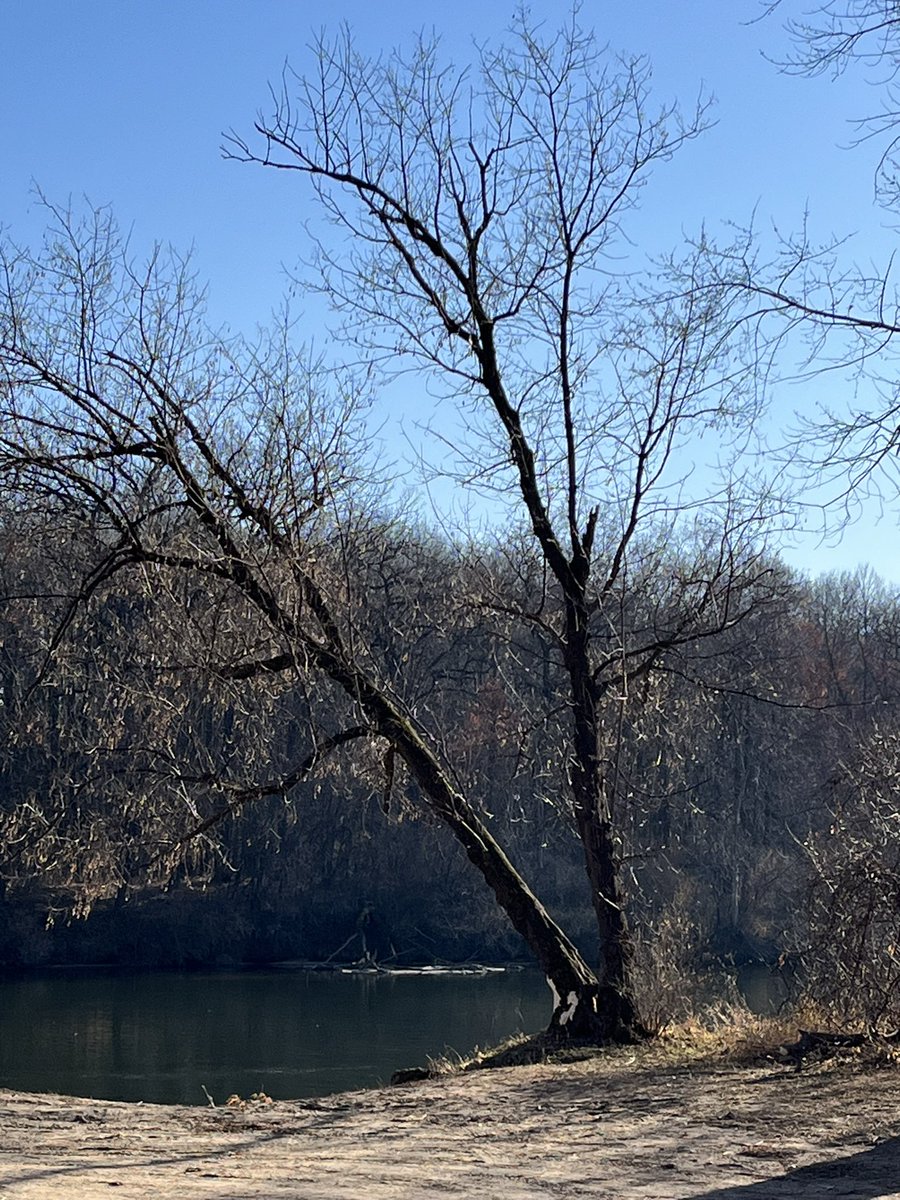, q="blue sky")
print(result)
[2,1,898,583]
